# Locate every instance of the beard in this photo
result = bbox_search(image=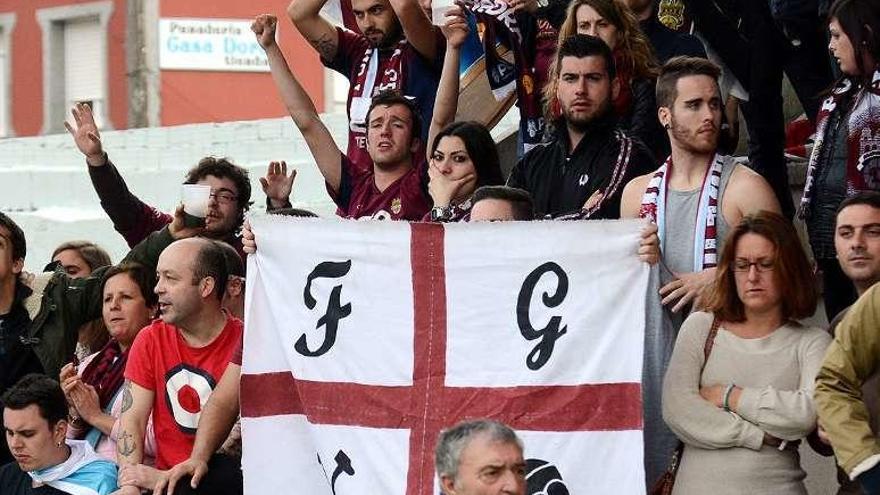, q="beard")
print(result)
[563,97,613,132]
[669,117,719,155]
[364,22,402,49]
